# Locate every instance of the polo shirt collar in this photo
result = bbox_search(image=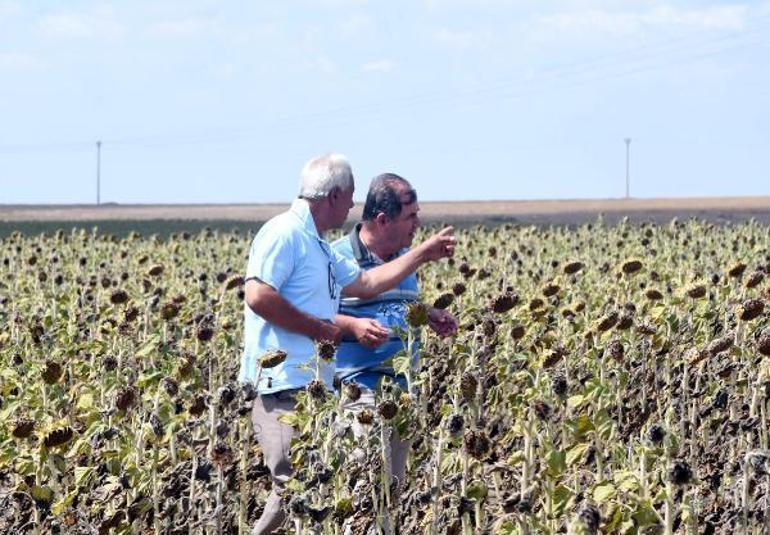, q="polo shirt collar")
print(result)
[349,223,407,264]
[349,223,374,263]
[290,198,321,238]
